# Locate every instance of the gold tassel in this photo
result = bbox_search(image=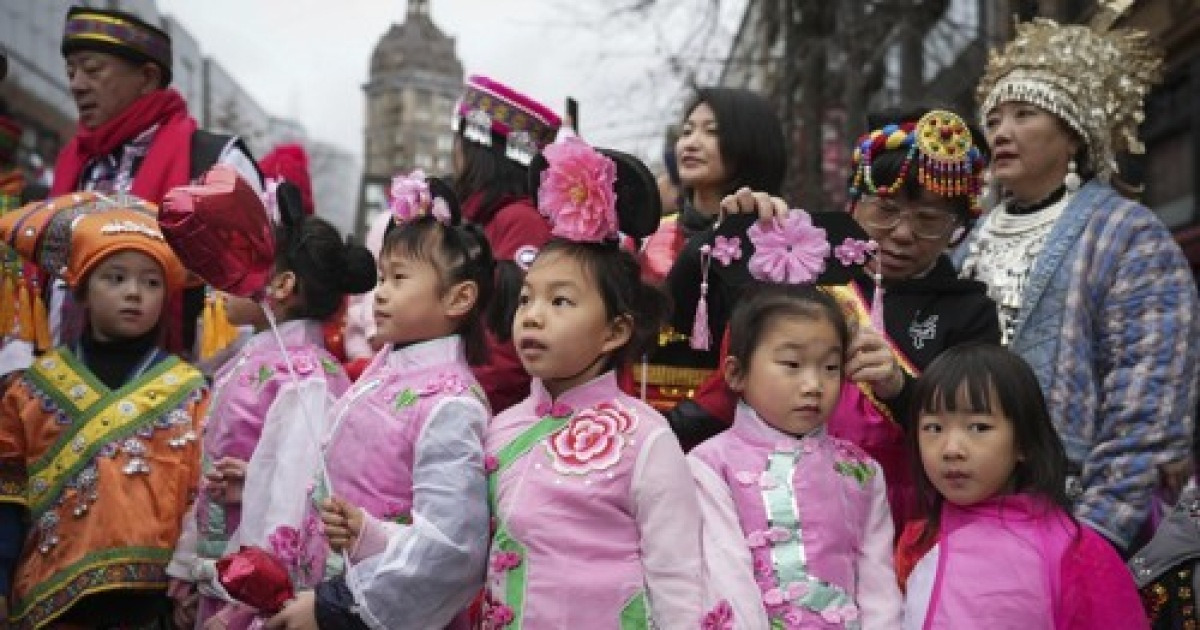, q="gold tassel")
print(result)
[213,294,239,352]
[15,281,32,343]
[32,290,50,351]
[0,271,14,336]
[199,295,217,360]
